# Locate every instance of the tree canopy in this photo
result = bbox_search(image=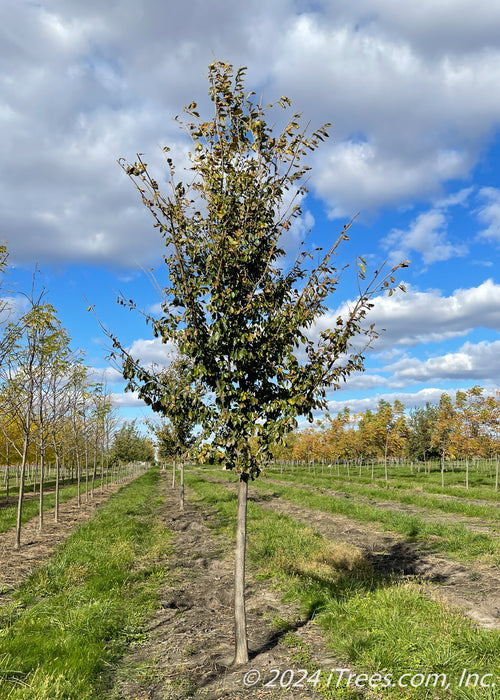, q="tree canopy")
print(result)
[110,420,155,465]
[111,61,407,478]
